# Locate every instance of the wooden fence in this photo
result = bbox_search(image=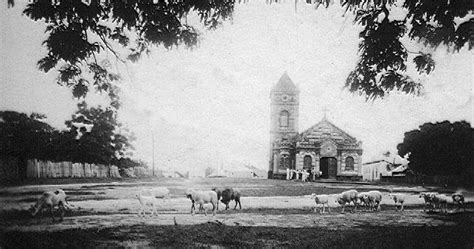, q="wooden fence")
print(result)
[26,159,121,178]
